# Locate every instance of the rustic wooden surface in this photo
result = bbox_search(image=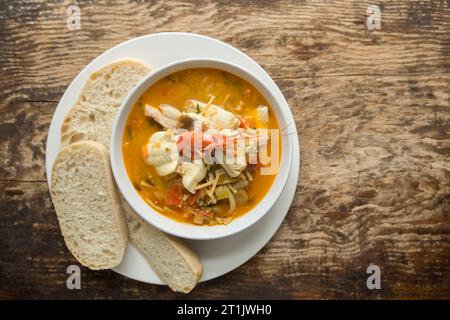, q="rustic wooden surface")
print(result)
[1,0,450,299]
